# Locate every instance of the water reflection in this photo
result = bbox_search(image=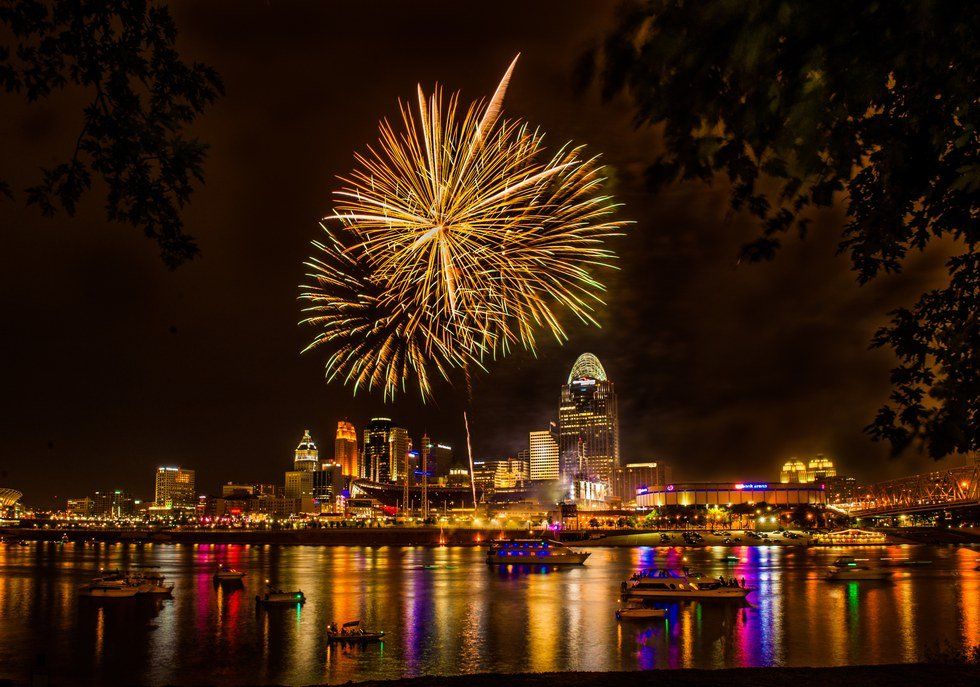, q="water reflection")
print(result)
[0,541,976,685]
